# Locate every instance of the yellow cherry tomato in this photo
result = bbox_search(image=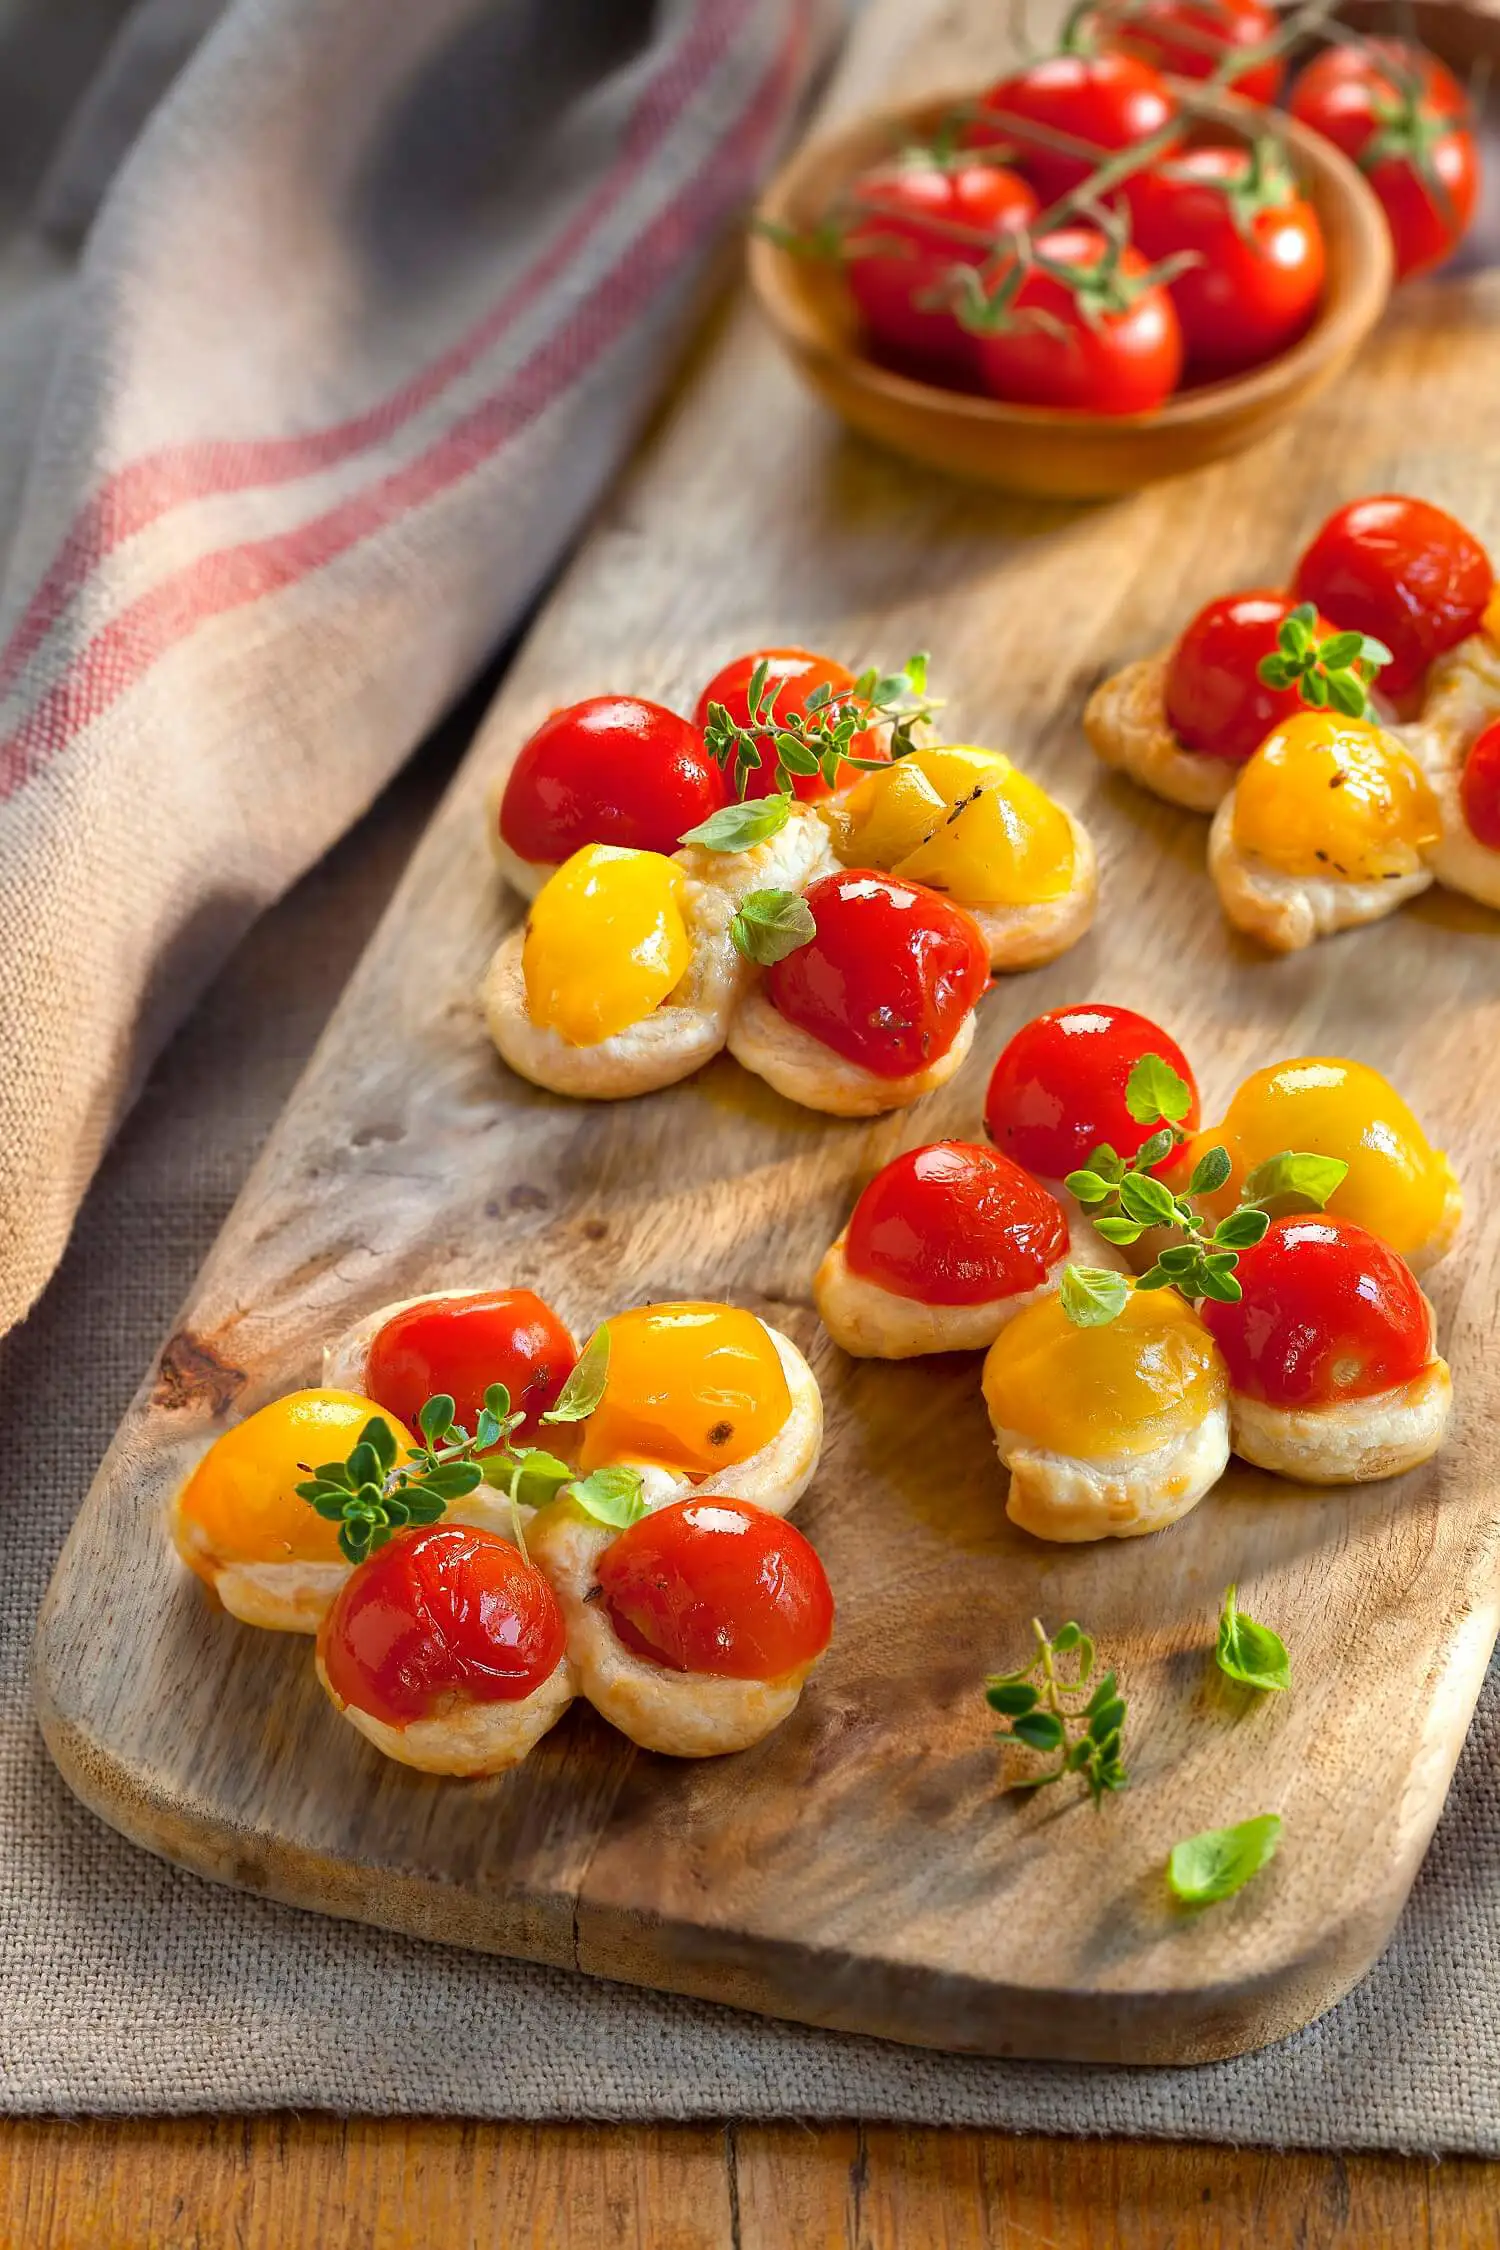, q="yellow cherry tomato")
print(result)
[1483,585,1500,645]
[895,761,1075,905]
[832,747,1003,867]
[578,1301,791,1475]
[177,1389,410,1571]
[523,844,691,1047]
[1231,713,1440,881]
[1177,1057,1456,1263]
[982,1289,1226,1461]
